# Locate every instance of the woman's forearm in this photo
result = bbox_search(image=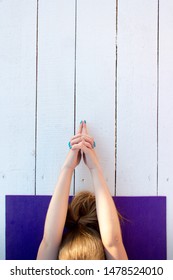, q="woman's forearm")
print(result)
[41,167,73,246]
[91,167,124,248]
